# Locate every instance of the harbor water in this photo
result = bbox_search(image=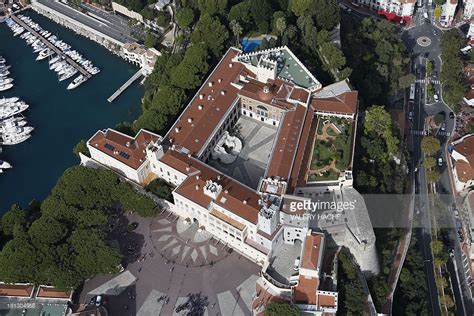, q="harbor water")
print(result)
[0,10,143,212]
